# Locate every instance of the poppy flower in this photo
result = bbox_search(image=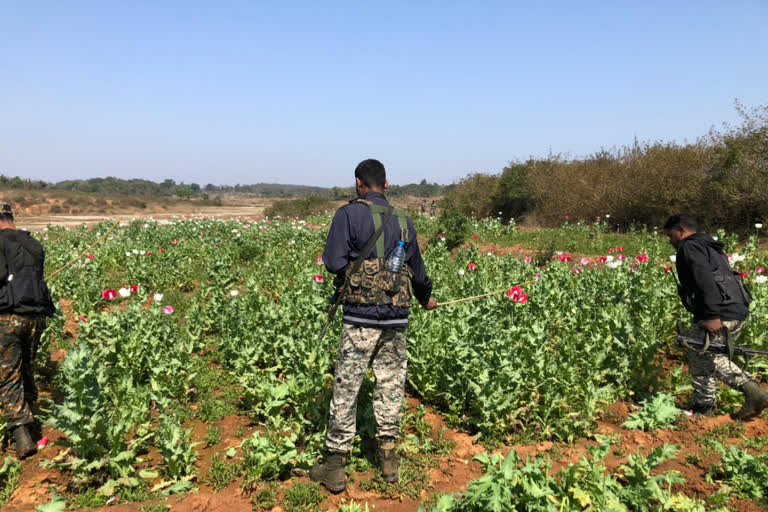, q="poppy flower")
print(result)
[467,263,478,271]
[87,254,95,260]
[162,305,175,314]
[313,274,324,283]
[756,267,765,275]
[636,254,649,263]
[663,267,673,273]
[130,284,139,292]
[523,256,533,264]
[608,248,616,253]
[630,267,638,273]
[617,246,624,252]
[36,437,49,448]
[153,293,164,302]
[146,252,153,257]
[158,247,165,253]
[507,286,523,301]
[517,293,528,305]
[597,256,608,264]
[118,287,131,298]
[102,289,117,300]
[616,254,625,260]
[172,239,179,245]
[472,234,478,239]
[315,257,324,264]
[78,314,88,323]
[580,257,590,265]
[739,272,749,278]
[572,267,582,274]
[558,254,571,263]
